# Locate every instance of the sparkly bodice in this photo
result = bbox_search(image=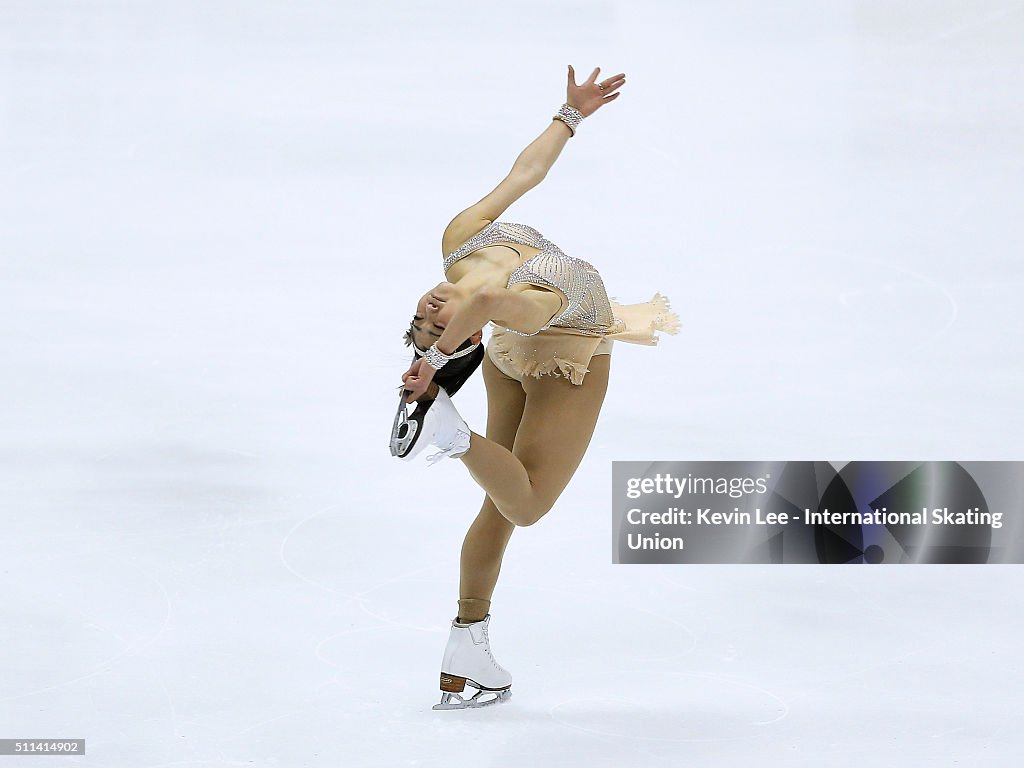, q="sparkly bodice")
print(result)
[443,221,617,336]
